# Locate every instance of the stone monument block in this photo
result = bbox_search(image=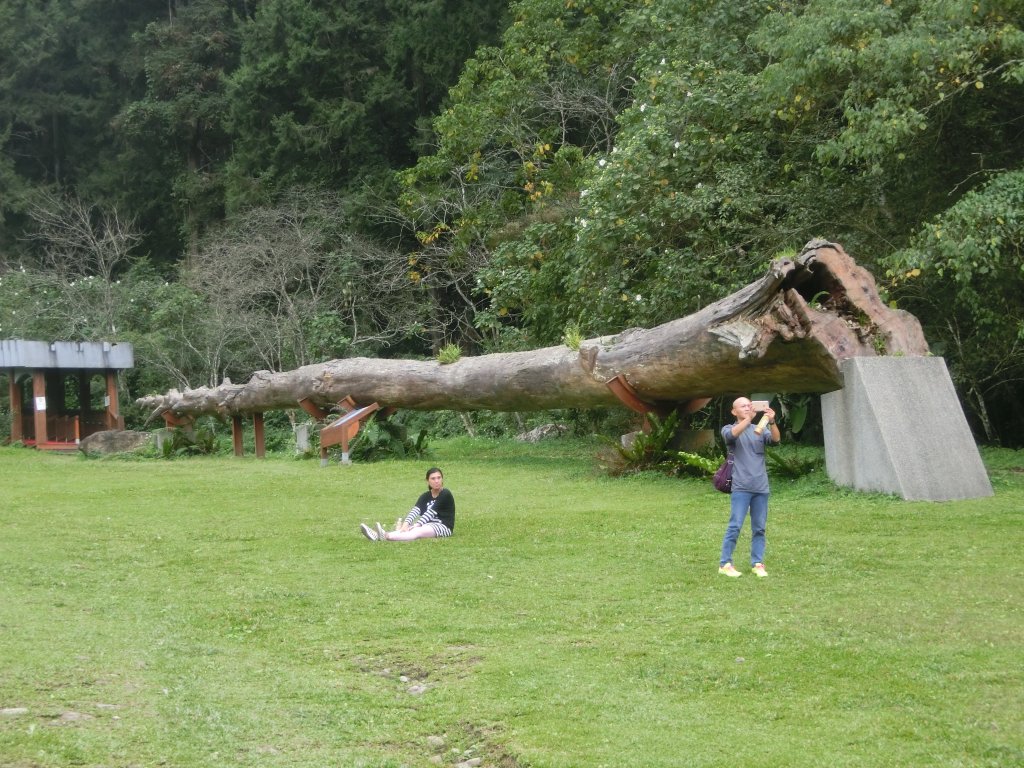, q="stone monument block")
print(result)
[821,357,993,501]
[79,429,153,455]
